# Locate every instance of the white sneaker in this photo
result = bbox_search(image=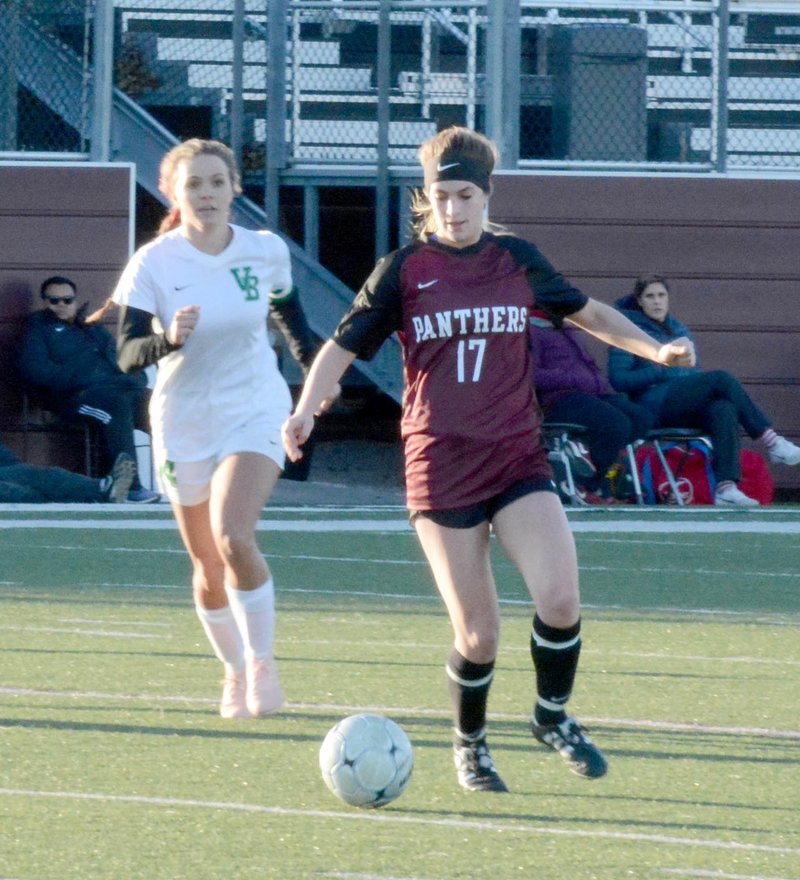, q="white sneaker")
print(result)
[564,440,596,480]
[714,484,760,507]
[220,665,250,719]
[246,656,285,717]
[767,436,800,466]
